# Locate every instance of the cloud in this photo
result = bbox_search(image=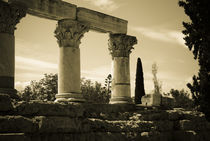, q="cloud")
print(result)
[15,55,111,84]
[16,56,57,70]
[15,81,30,91]
[130,26,186,47]
[84,0,119,12]
[82,65,111,83]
